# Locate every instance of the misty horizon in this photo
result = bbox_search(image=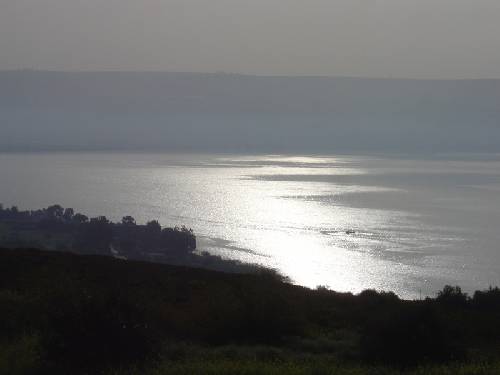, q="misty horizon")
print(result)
[3,1,500,79]
[5,69,500,80]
